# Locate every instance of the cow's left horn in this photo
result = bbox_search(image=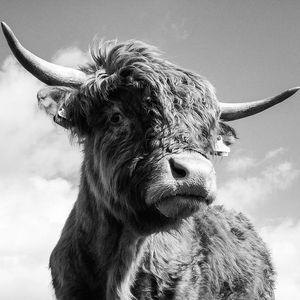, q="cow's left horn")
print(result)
[220,87,299,121]
[1,22,87,87]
